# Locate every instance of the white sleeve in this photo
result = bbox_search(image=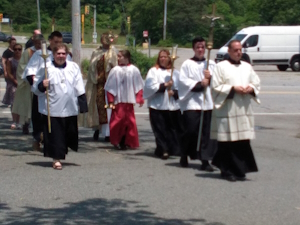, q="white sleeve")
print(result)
[143,67,160,99]
[104,67,118,96]
[132,66,144,94]
[178,62,198,101]
[23,51,42,79]
[73,63,85,96]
